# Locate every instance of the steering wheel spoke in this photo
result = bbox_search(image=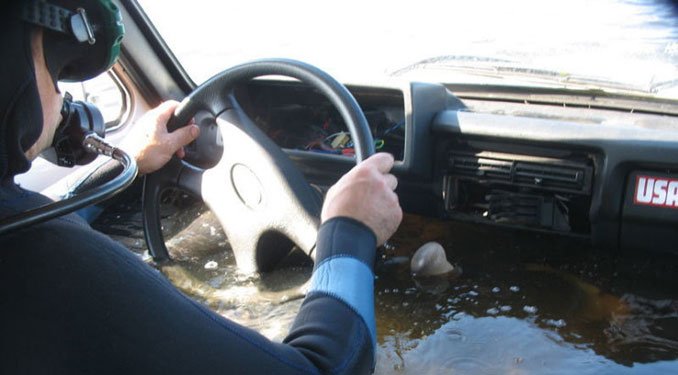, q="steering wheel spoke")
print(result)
[200,107,321,272]
[142,157,205,261]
